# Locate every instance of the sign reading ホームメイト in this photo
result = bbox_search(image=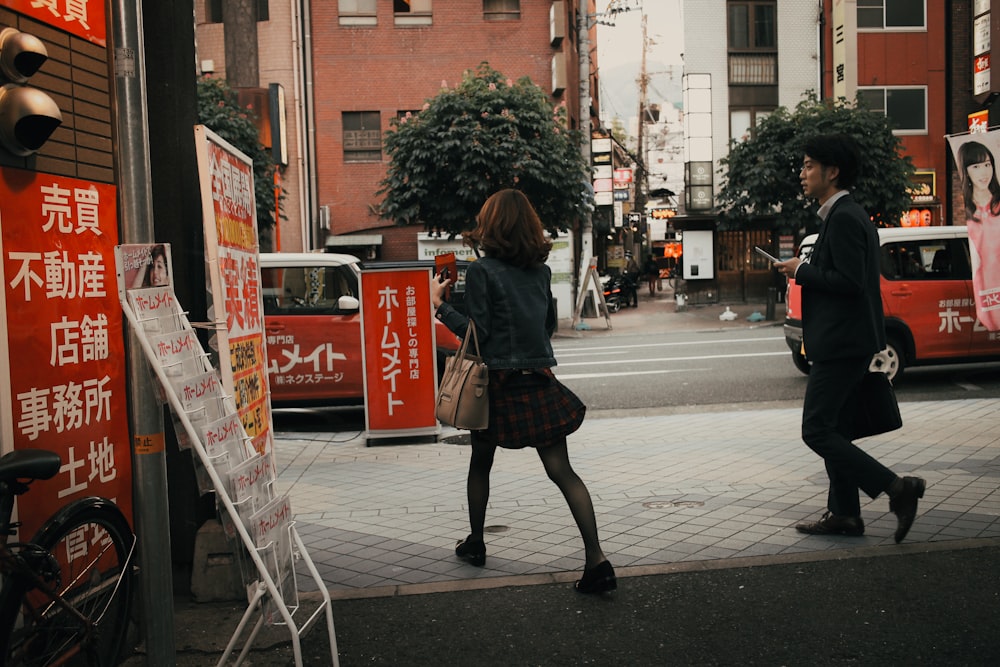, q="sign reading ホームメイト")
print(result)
[194,125,274,458]
[0,166,132,540]
[360,268,439,439]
